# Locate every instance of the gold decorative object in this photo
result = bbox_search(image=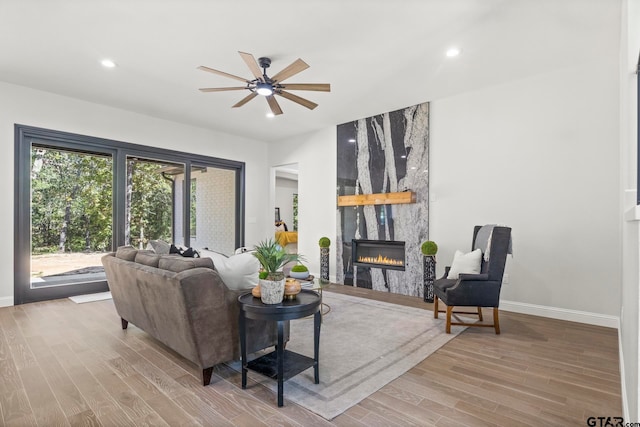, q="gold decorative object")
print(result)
[284,278,301,300]
[252,285,261,298]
